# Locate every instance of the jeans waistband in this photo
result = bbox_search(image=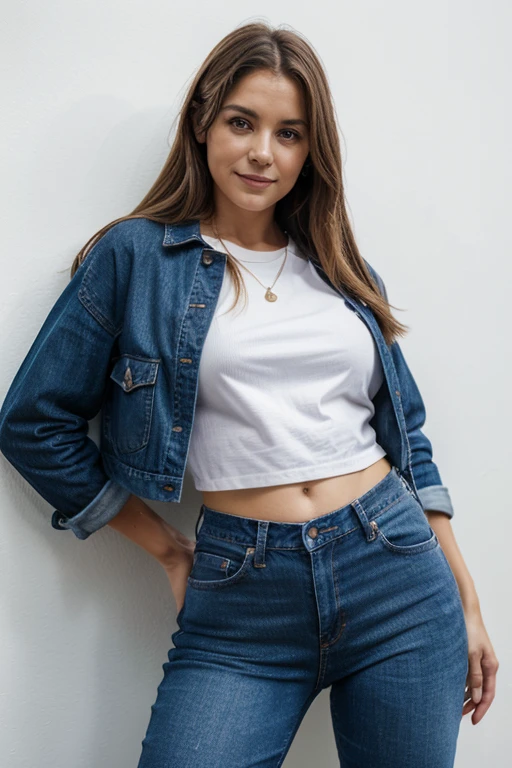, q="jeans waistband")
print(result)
[195,466,416,555]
